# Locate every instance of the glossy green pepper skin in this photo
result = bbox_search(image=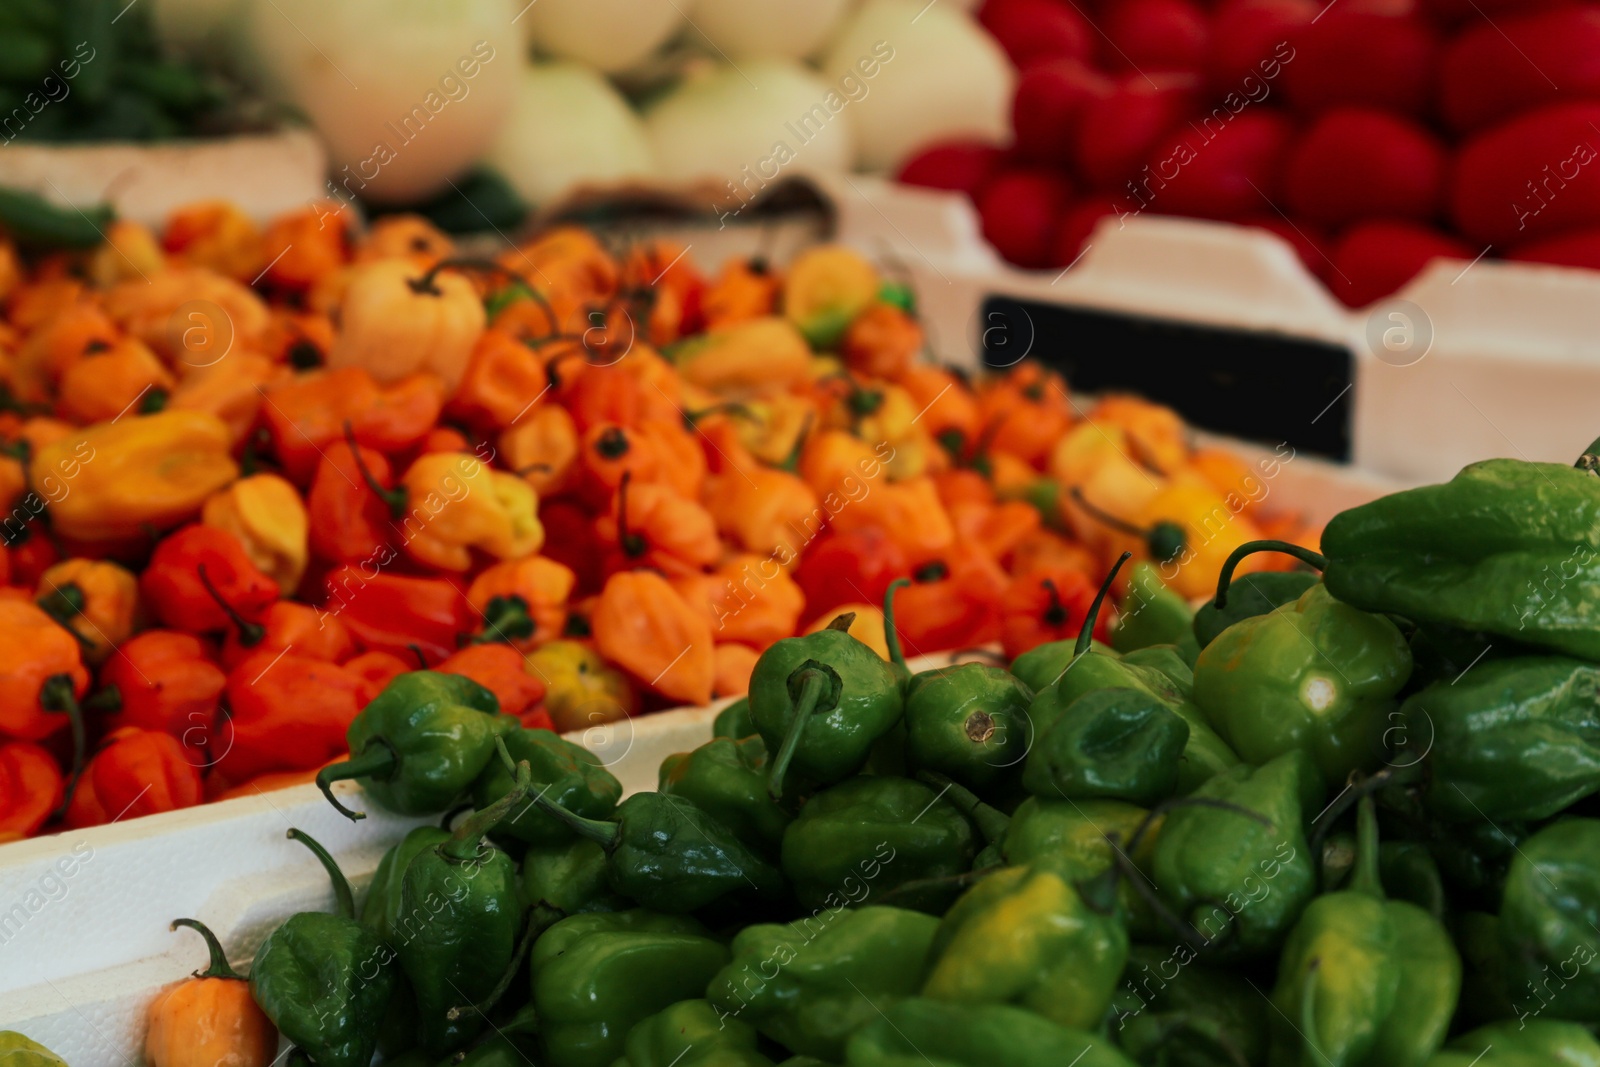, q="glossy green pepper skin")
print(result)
[360,825,451,944]
[1192,570,1319,649]
[1194,584,1412,786]
[1499,818,1600,1024]
[1150,752,1319,956]
[1003,797,1161,937]
[1119,644,1194,691]
[1267,800,1460,1067]
[1427,1020,1600,1066]
[250,830,397,1067]
[614,1000,774,1067]
[1401,656,1600,823]
[844,999,1139,1067]
[451,1033,543,1067]
[750,628,904,800]
[315,670,514,820]
[521,837,629,919]
[472,727,622,845]
[1023,687,1189,806]
[921,866,1127,1031]
[781,776,976,913]
[533,790,786,913]
[1319,457,1600,660]
[1111,945,1270,1067]
[706,906,940,1061]
[660,736,792,855]
[395,762,534,1055]
[714,696,756,740]
[1112,561,1194,653]
[529,910,731,1067]
[901,664,1033,795]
